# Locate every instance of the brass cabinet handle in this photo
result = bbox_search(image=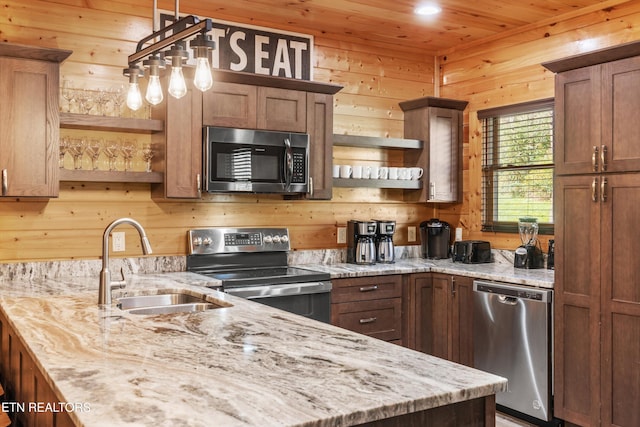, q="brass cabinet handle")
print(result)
[1,169,6,196]
[359,317,377,324]
[451,276,456,296]
[592,177,598,202]
[309,176,314,196]
[359,285,379,292]
[601,145,608,171]
[601,177,607,202]
[592,146,599,172]
[196,173,202,198]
